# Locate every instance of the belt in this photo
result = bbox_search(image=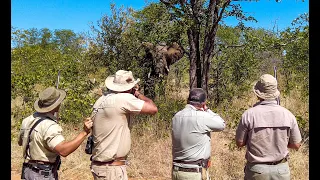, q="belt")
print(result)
[92,157,127,166]
[173,158,210,168]
[253,157,288,165]
[24,163,54,177]
[172,165,202,173]
[28,160,55,165]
